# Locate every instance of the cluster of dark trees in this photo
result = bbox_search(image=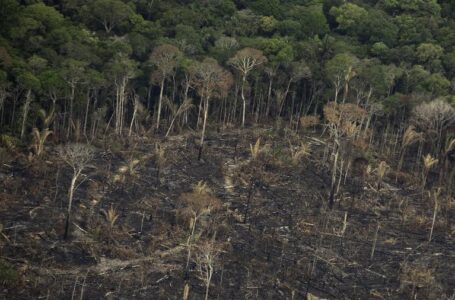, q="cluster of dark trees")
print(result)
[0,0,454,142]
